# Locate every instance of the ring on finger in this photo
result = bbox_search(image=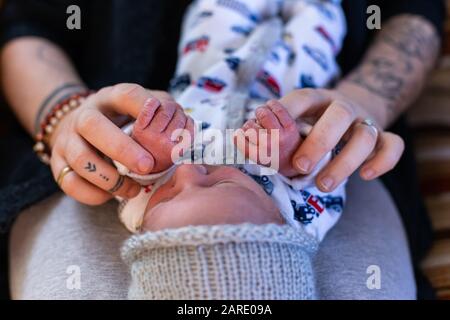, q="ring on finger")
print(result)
[360,118,379,138]
[57,165,74,187]
[108,174,125,193]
